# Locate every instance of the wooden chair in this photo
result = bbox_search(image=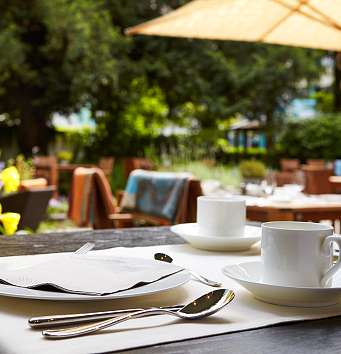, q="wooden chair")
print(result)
[306,159,325,168]
[68,167,93,227]
[303,166,333,194]
[275,171,298,186]
[0,187,54,230]
[277,159,302,186]
[68,167,132,229]
[280,159,300,172]
[123,158,154,180]
[121,177,202,226]
[98,157,114,179]
[92,168,132,229]
[68,167,202,229]
[33,156,58,197]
